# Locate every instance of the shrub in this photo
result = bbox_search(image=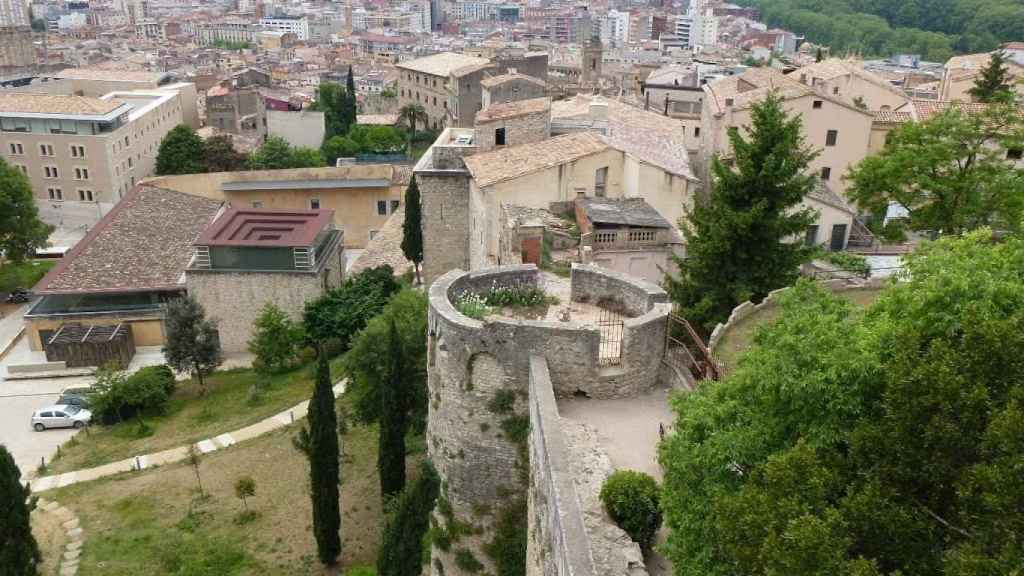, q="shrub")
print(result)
[455,292,489,319]
[248,302,303,373]
[484,285,553,308]
[599,470,662,551]
[453,549,483,573]
[482,498,527,576]
[90,365,173,424]
[822,251,871,277]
